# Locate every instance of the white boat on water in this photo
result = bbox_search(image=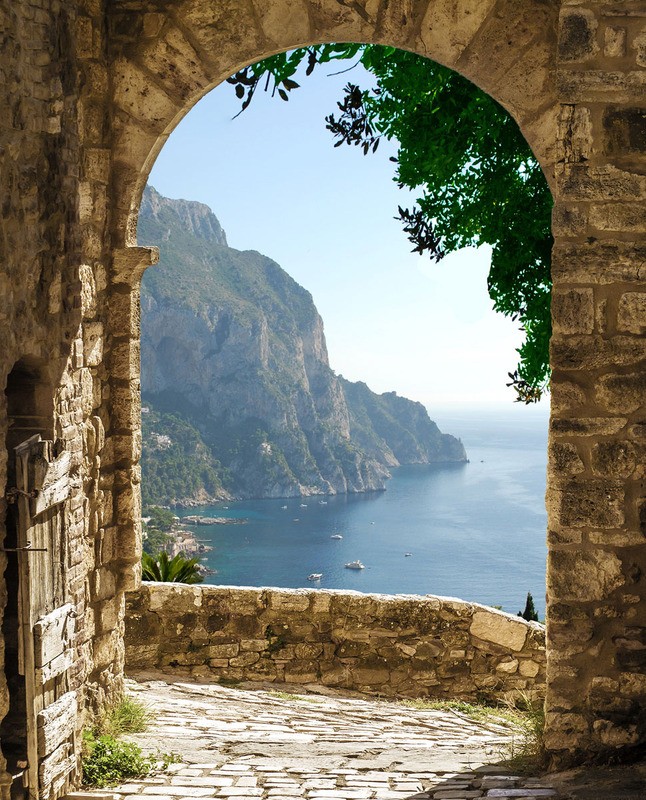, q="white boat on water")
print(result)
[300,503,308,508]
[319,500,328,505]
[345,560,365,570]
[307,573,323,581]
[330,534,343,540]
[281,505,287,509]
